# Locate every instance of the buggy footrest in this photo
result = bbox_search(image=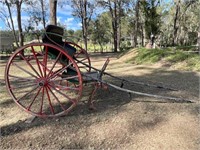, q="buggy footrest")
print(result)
[62,69,99,83]
[82,72,99,82]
